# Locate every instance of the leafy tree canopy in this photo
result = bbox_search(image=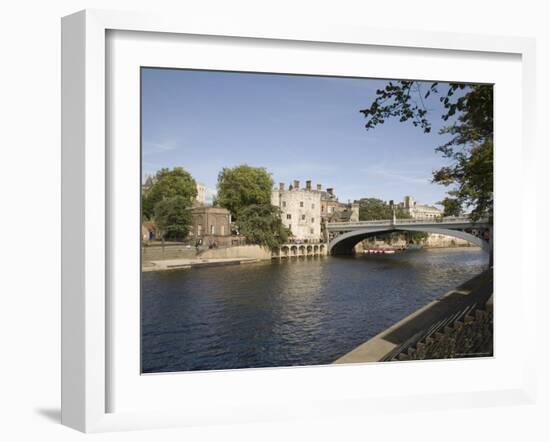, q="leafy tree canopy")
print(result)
[357,198,410,221]
[438,196,463,217]
[216,164,273,219]
[360,81,493,221]
[143,167,197,219]
[154,196,192,241]
[238,204,290,249]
